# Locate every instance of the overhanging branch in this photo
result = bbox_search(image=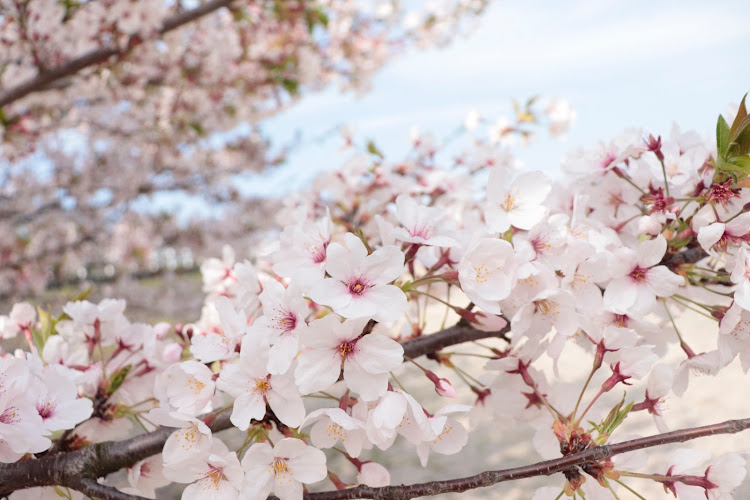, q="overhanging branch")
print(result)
[0,323,508,496]
[0,0,237,108]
